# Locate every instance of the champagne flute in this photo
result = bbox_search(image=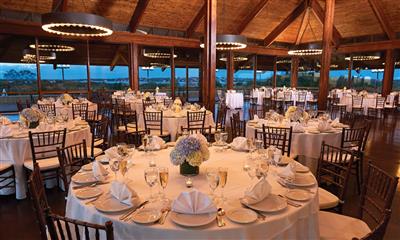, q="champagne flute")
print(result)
[119,160,128,177]
[243,157,256,180]
[206,168,220,201]
[144,167,159,201]
[158,167,170,204]
[218,167,228,202]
